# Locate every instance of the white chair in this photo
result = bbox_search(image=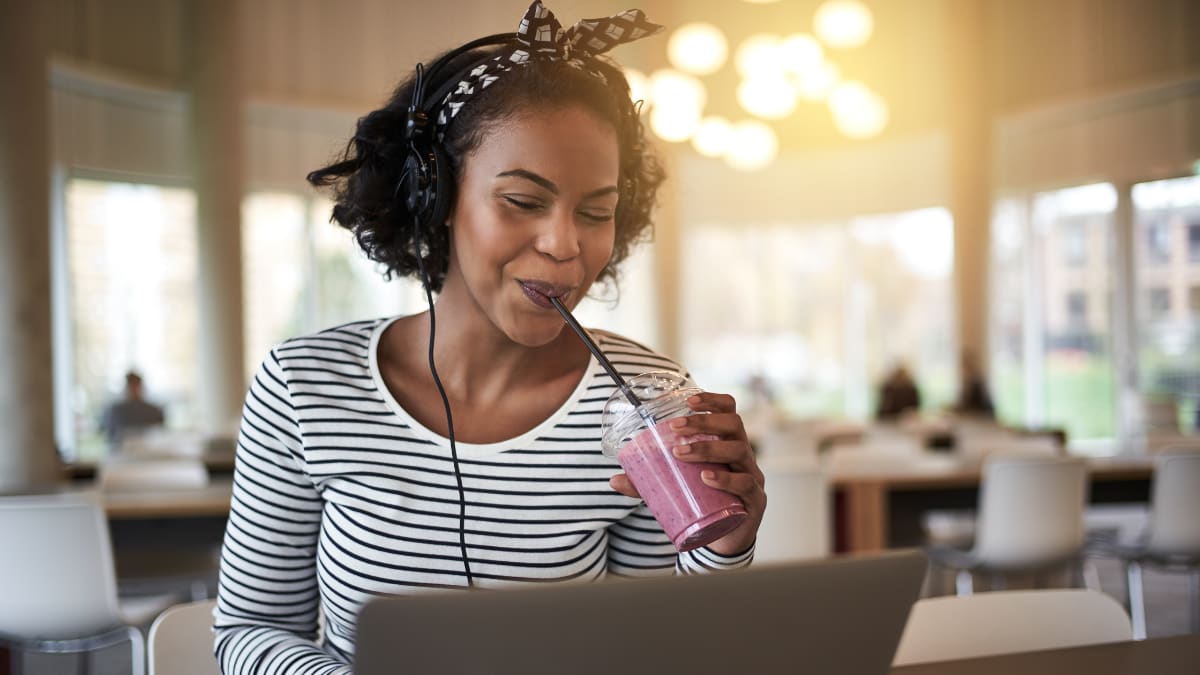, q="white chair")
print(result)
[1112,451,1200,639]
[0,492,146,674]
[927,456,1088,595]
[892,589,1132,665]
[148,600,219,675]
[753,455,830,563]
